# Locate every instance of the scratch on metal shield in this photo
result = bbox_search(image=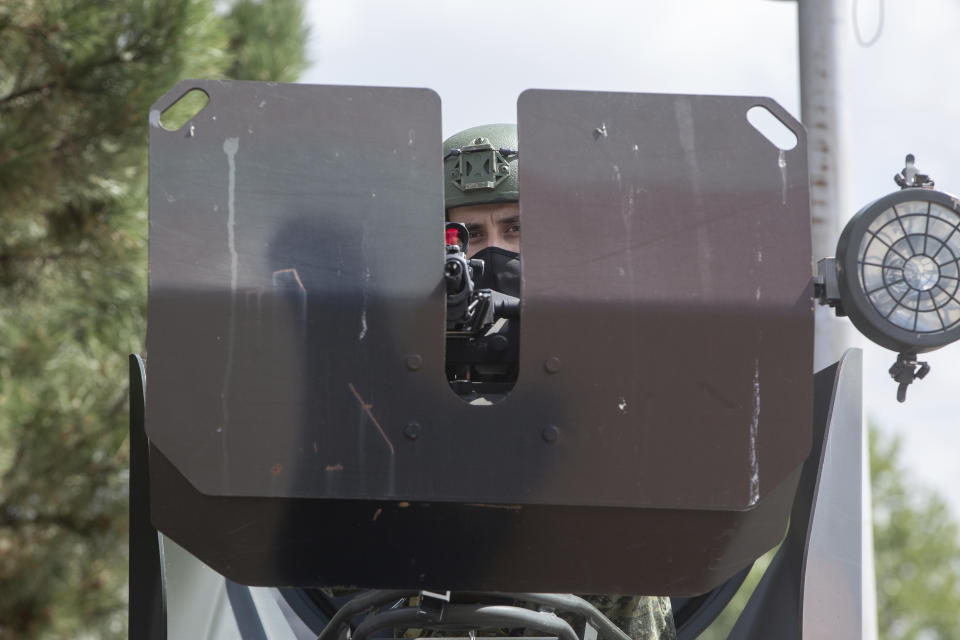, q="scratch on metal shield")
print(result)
[147,82,812,511]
